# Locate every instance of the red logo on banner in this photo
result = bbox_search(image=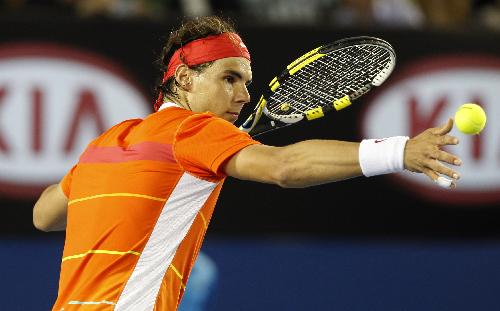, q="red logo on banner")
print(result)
[0,43,150,198]
[361,55,500,205]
